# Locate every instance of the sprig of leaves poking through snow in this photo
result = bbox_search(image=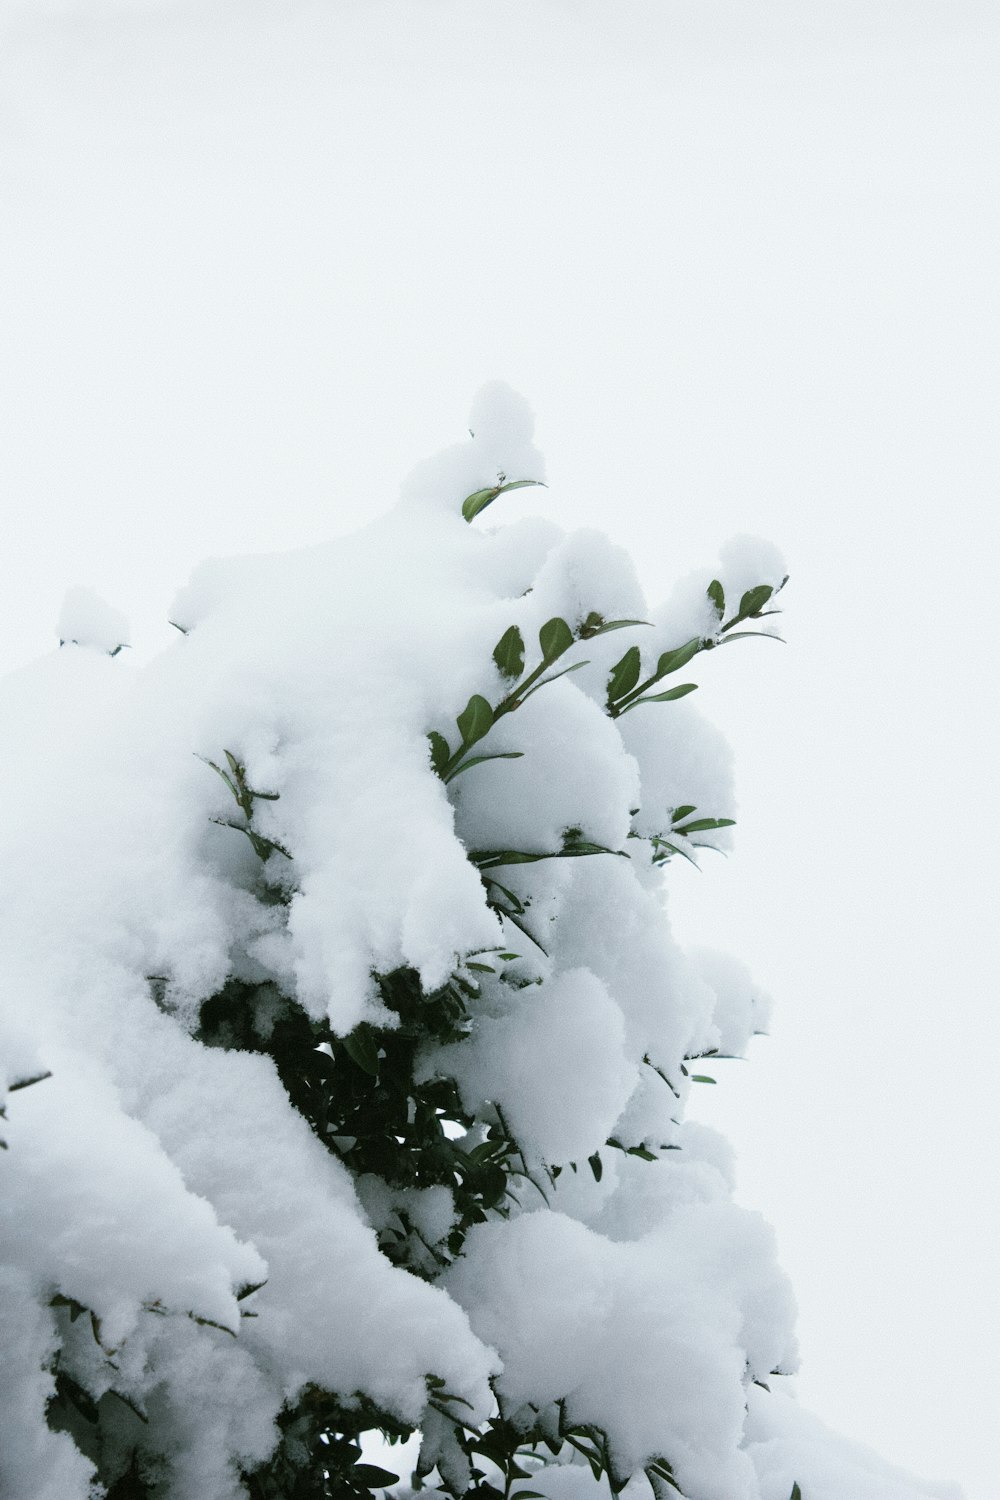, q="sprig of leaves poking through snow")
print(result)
[33,459,802,1500]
